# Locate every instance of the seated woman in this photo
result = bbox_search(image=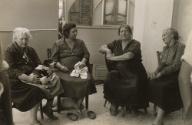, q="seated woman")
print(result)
[148,28,185,125]
[51,23,96,120]
[99,24,148,116]
[0,43,14,125]
[5,27,63,125]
